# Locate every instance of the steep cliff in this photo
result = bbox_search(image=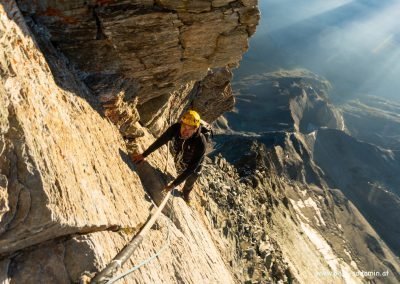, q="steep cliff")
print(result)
[15,0,258,135]
[0,0,259,282]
